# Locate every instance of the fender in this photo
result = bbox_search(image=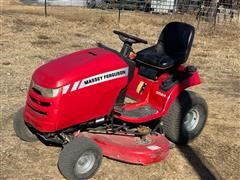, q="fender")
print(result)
[159,71,201,117]
[115,70,201,123]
